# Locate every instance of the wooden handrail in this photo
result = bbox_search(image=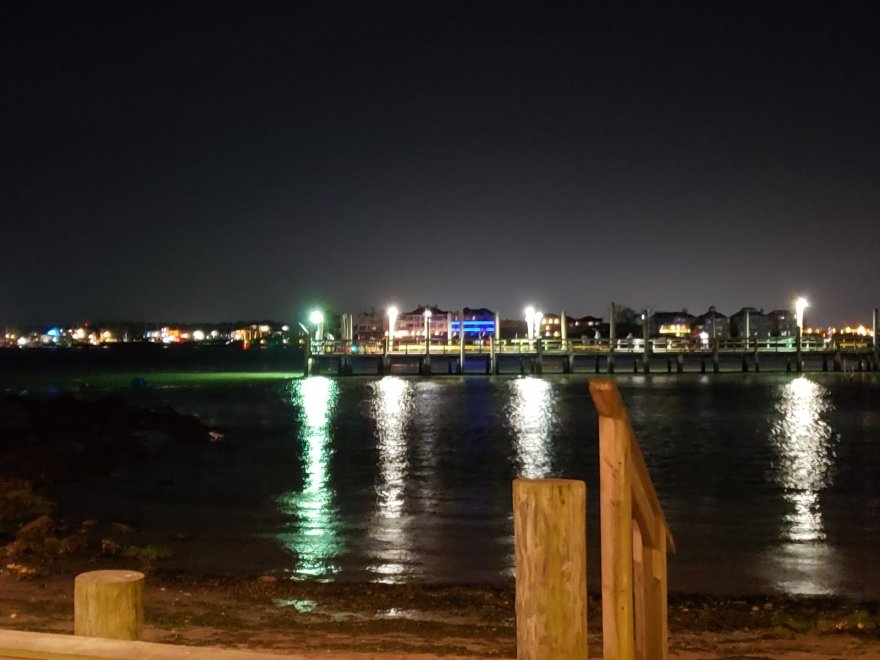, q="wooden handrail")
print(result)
[589,378,674,660]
